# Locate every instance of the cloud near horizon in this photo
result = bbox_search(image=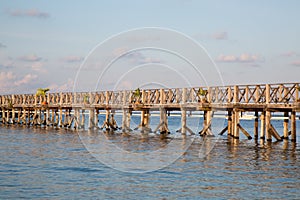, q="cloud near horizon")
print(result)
[211,31,228,40]
[61,56,84,63]
[290,60,300,66]
[8,9,50,18]
[0,43,6,48]
[19,54,42,62]
[216,53,264,63]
